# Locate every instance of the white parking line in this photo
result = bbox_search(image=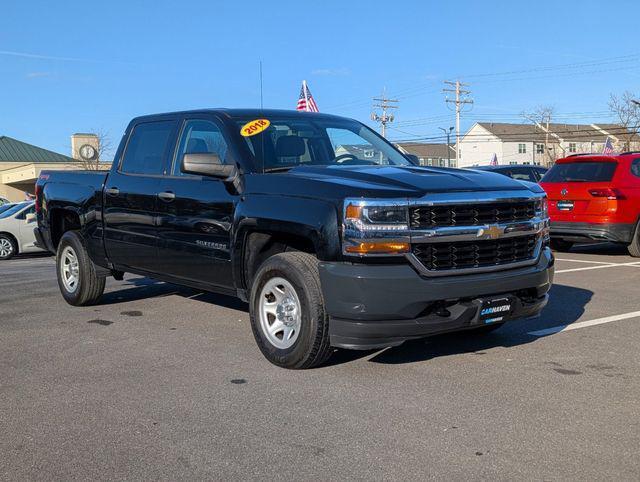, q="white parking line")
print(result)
[555,261,640,273]
[528,310,640,337]
[555,258,621,265]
